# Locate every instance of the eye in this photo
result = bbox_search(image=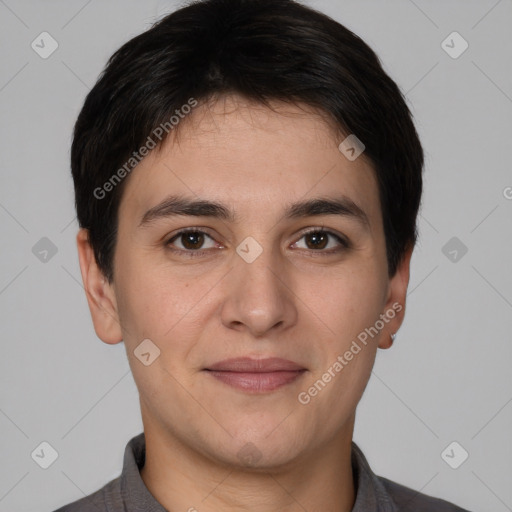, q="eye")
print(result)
[292,229,349,253]
[165,227,349,258]
[166,228,219,255]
